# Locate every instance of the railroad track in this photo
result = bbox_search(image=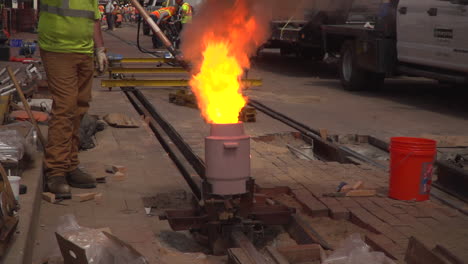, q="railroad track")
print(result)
[105,28,468,215]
